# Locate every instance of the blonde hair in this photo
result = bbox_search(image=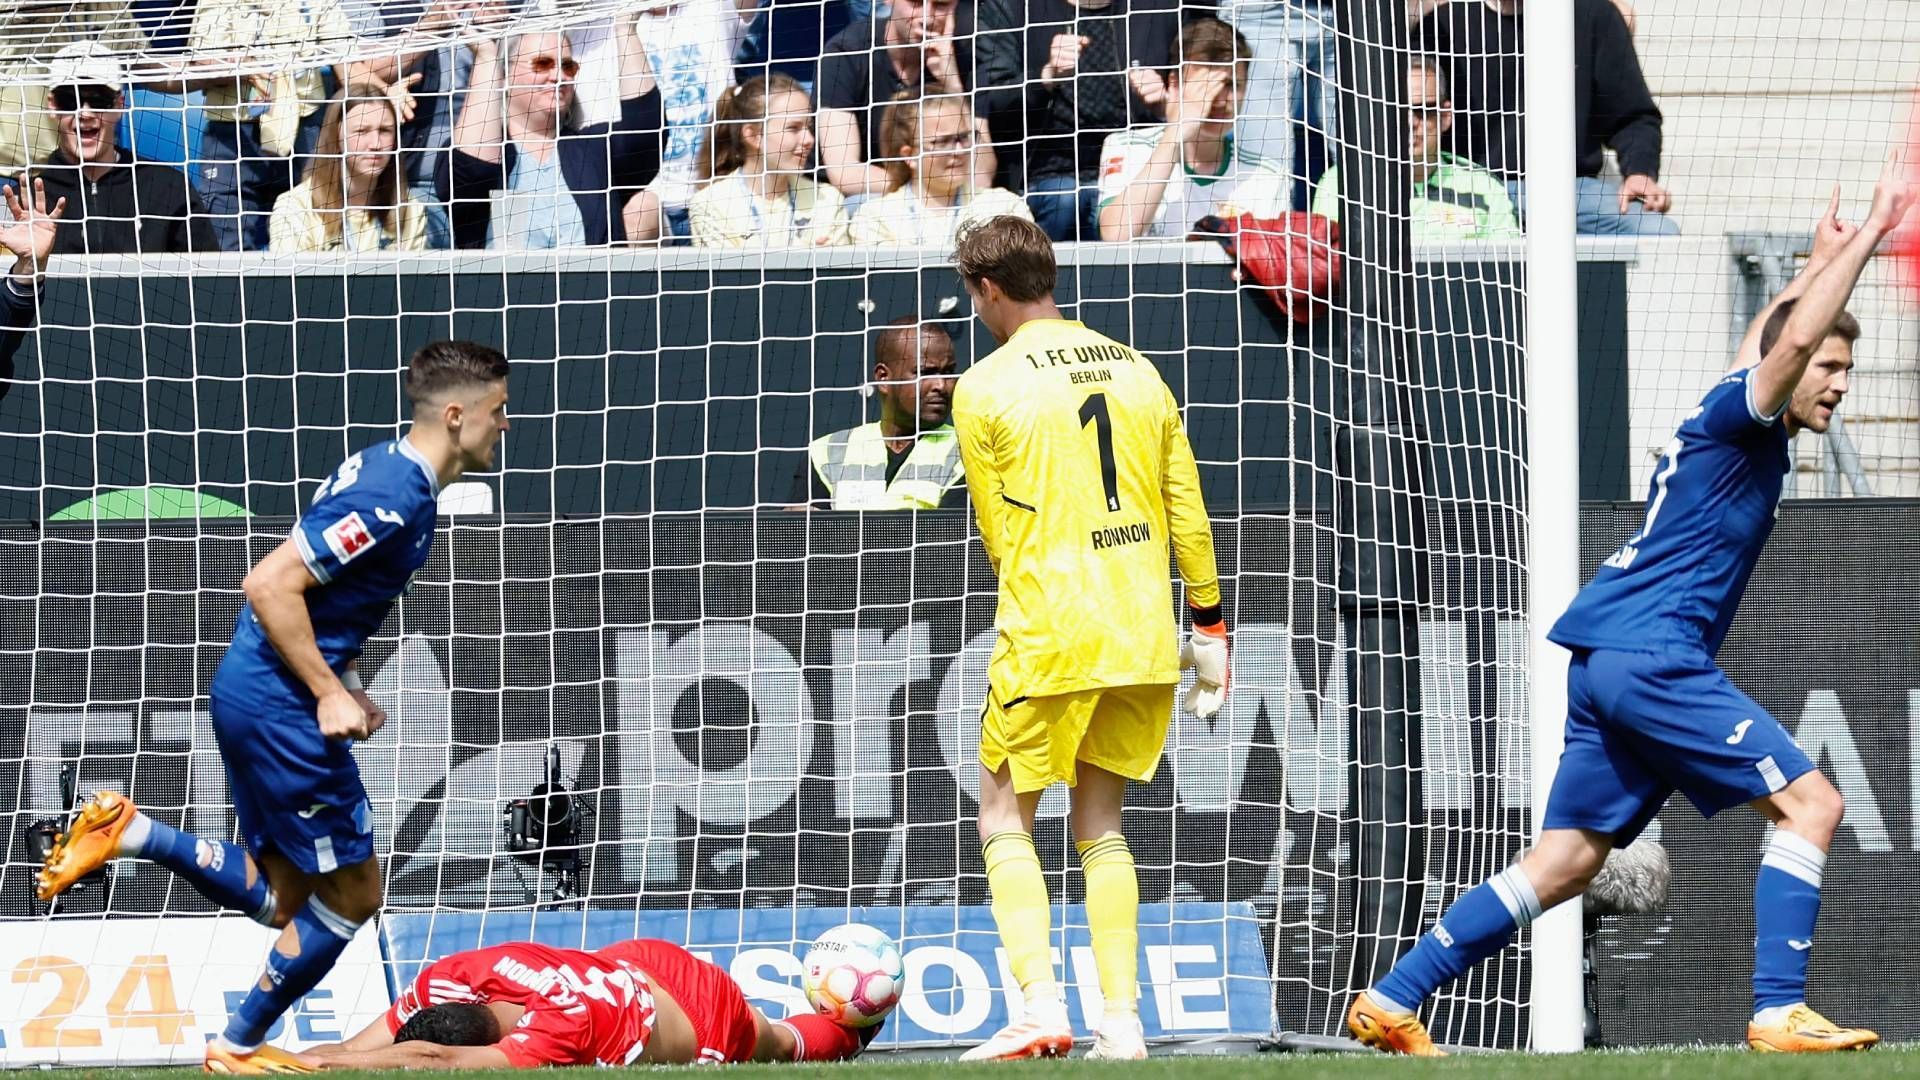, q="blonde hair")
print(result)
[303,84,404,250]
[699,73,808,182]
[875,91,971,192]
[952,216,1056,303]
